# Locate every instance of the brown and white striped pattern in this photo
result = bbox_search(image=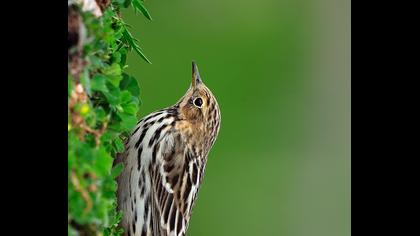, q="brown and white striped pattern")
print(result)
[115,62,221,236]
